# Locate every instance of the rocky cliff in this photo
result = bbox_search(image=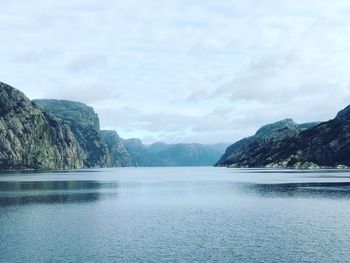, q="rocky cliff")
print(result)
[123,139,228,166]
[100,130,136,167]
[0,82,83,170]
[33,99,111,168]
[34,99,136,168]
[216,110,350,168]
